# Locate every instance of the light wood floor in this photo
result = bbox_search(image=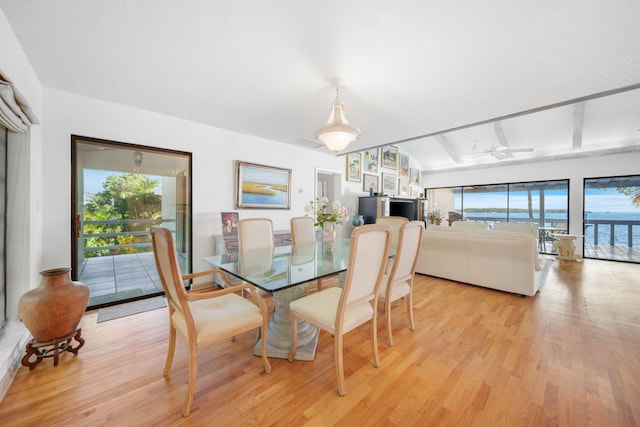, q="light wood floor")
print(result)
[1,258,639,426]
